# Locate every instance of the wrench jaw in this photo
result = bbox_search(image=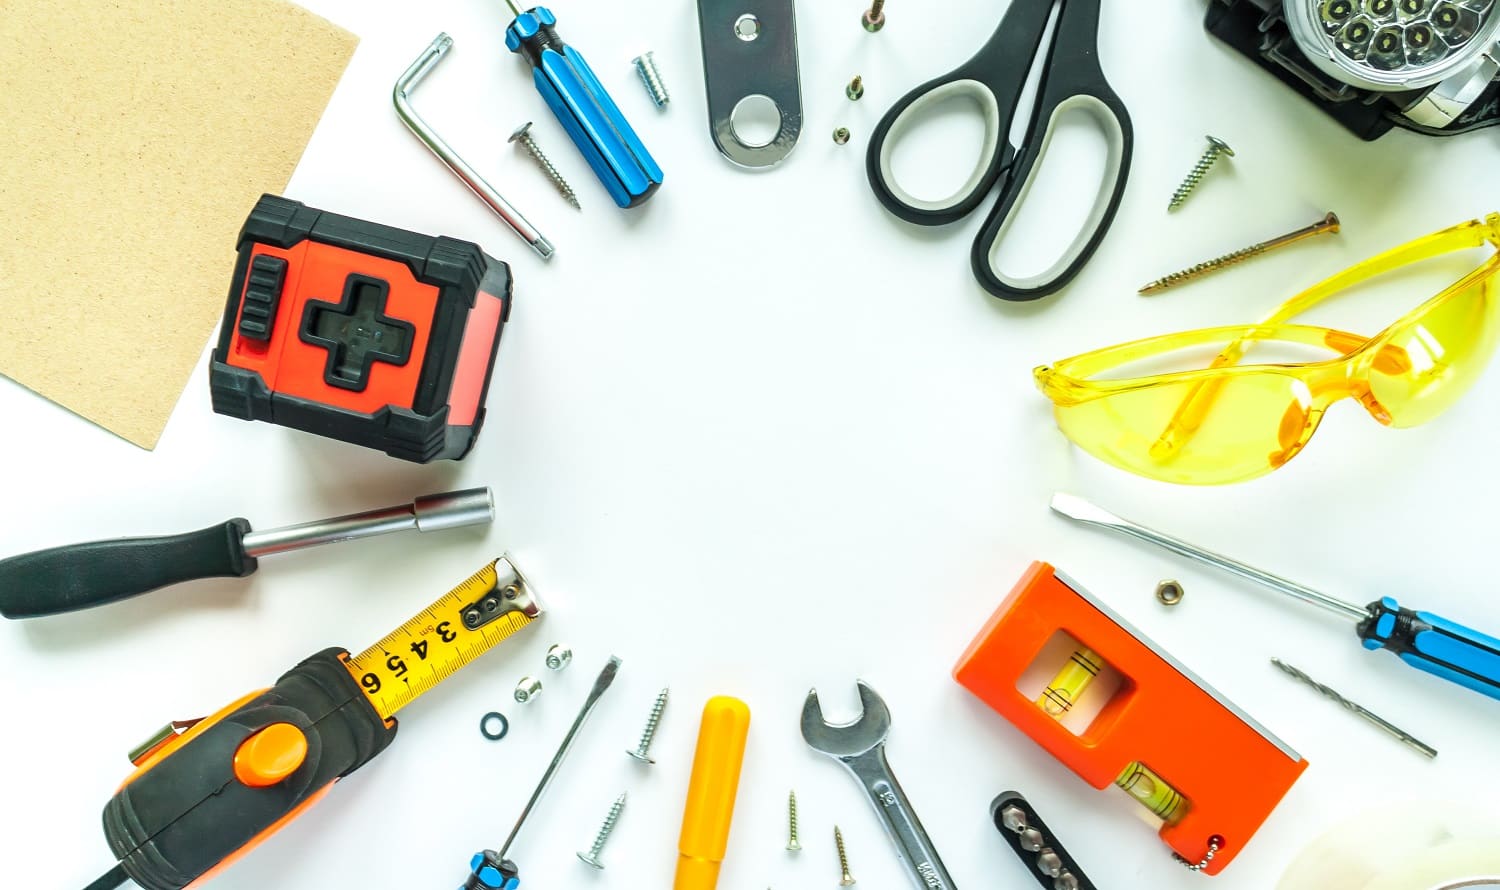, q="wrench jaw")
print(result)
[799,681,892,758]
